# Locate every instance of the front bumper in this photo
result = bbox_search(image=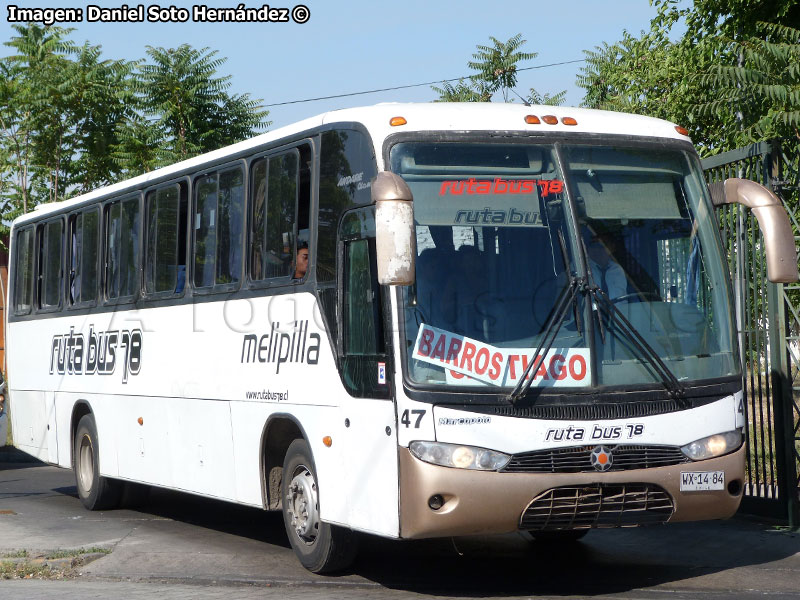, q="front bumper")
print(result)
[398,444,745,539]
